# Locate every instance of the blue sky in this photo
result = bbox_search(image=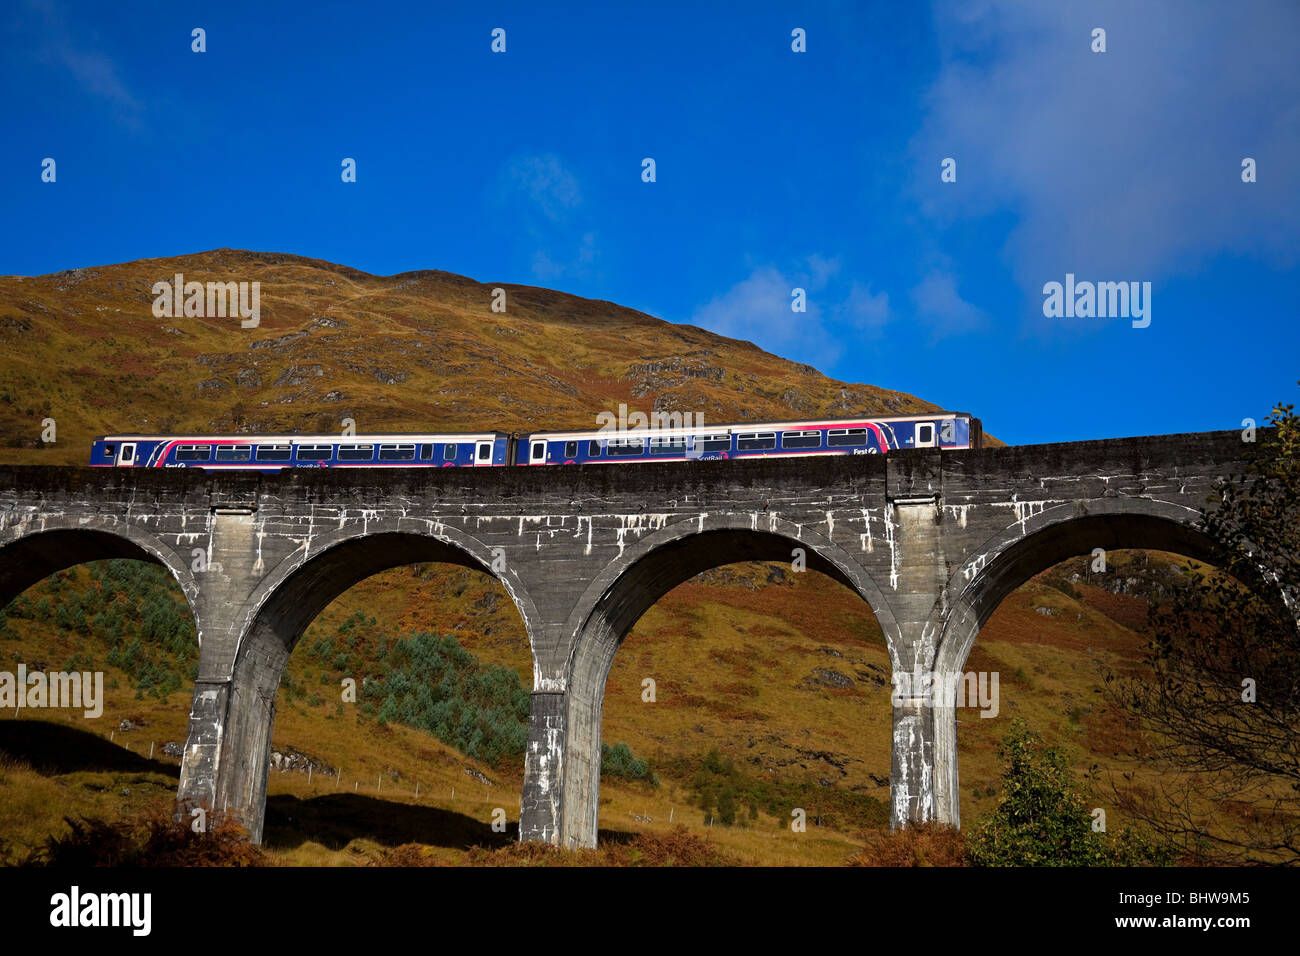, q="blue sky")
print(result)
[2,0,1297,444]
